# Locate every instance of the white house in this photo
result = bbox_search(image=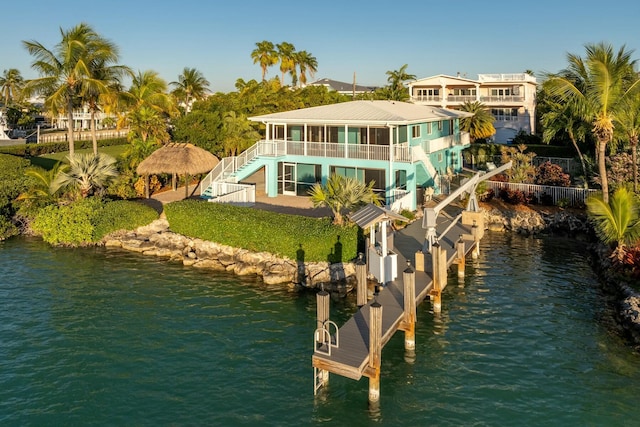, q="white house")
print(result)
[408,73,537,144]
